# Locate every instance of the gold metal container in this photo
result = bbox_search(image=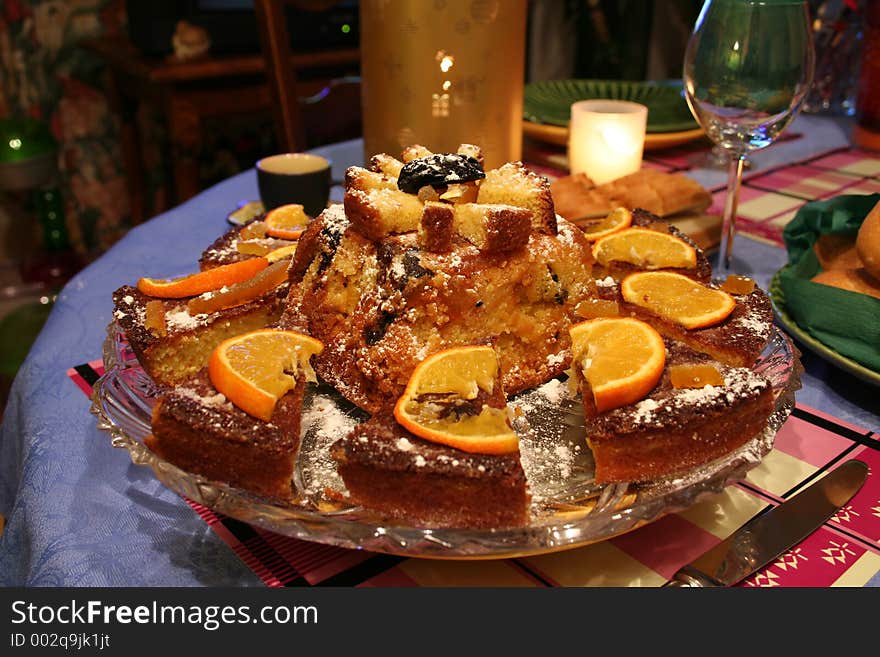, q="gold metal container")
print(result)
[359,0,527,169]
